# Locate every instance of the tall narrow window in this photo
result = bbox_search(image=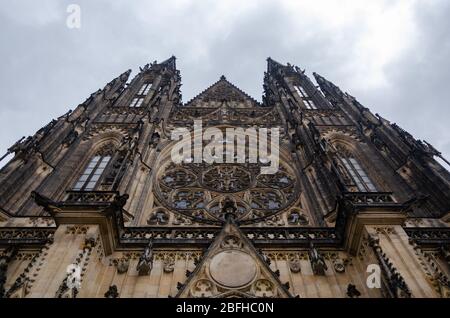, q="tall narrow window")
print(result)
[294,85,317,109]
[138,83,152,95]
[304,99,317,110]
[340,156,377,192]
[294,85,308,98]
[130,98,144,107]
[73,155,112,191]
[129,83,152,107]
